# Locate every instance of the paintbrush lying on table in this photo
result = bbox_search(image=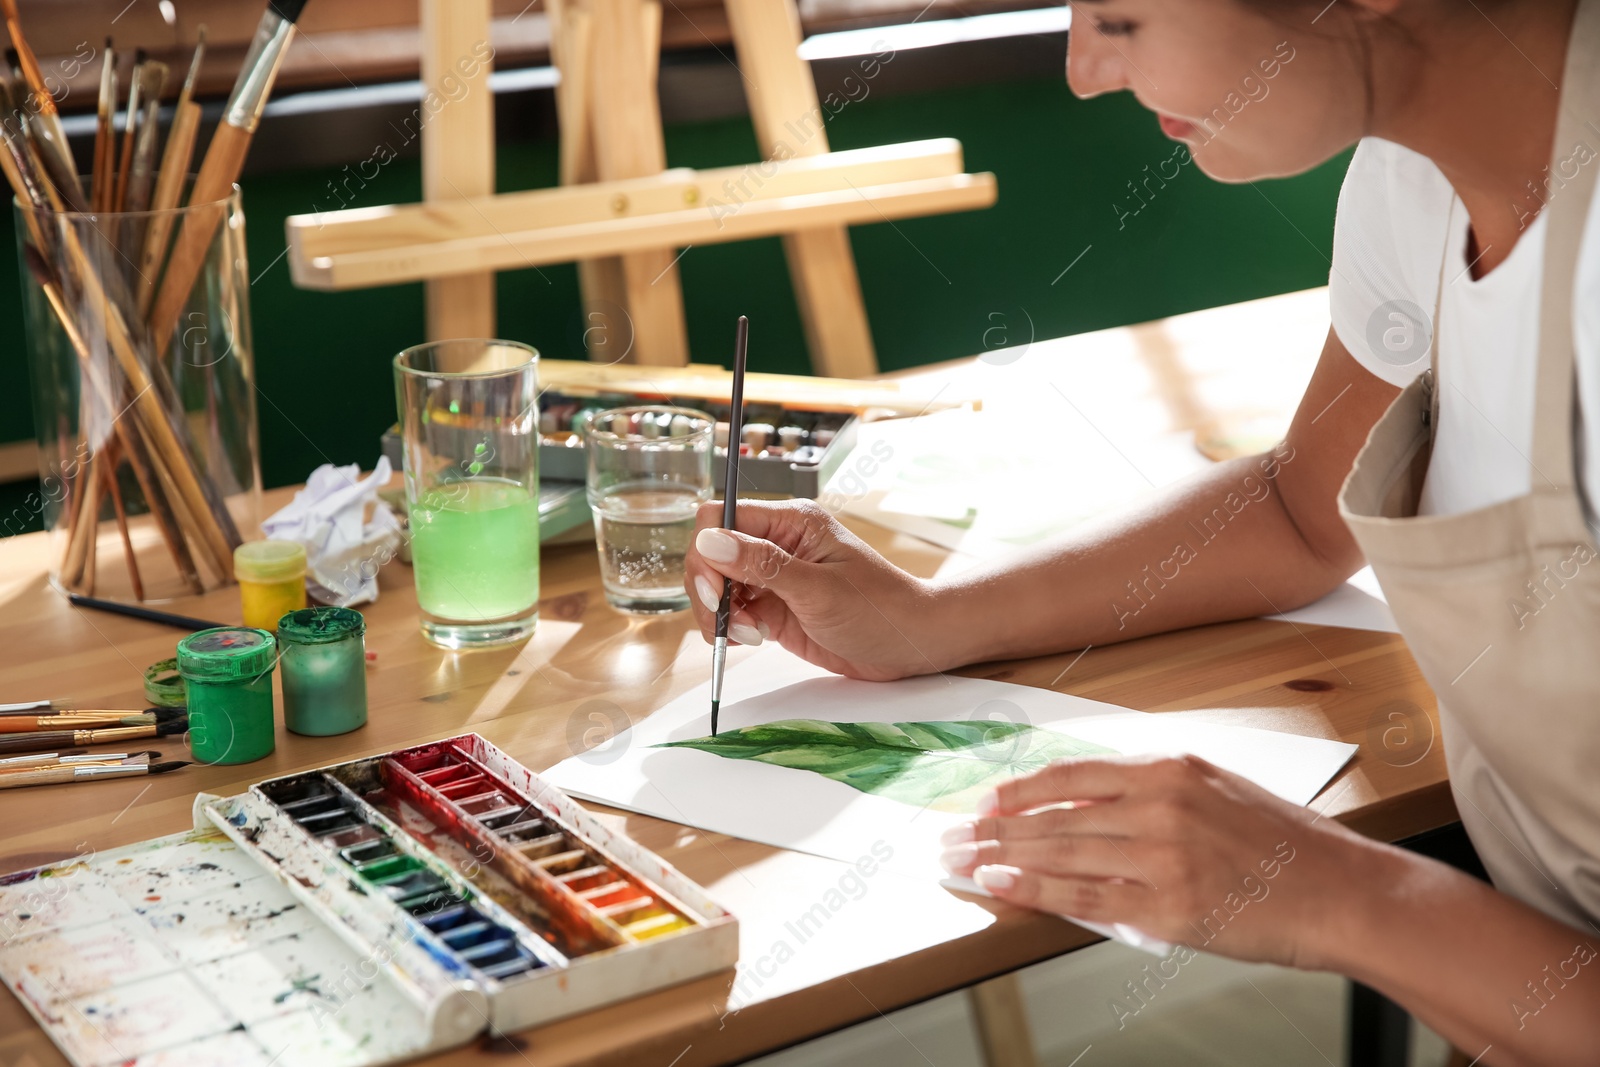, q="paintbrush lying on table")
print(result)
[0,752,187,789]
[0,749,89,769]
[0,717,188,755]
[0,751,161,773]
[0,707,186,732]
